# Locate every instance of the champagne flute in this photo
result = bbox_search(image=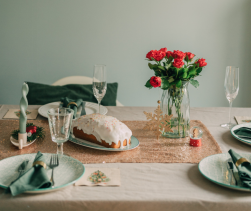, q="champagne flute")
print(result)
[47,108,73,155]
[221,66,239,129]
[93,65,107,114]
